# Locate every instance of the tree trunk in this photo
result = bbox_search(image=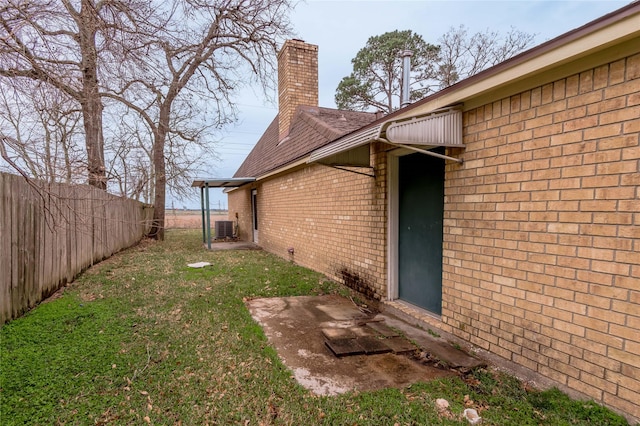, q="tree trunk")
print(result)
[149,139,166,240]
[79,0,107,190]
[82,94,106,189]
[148,104,171,240]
